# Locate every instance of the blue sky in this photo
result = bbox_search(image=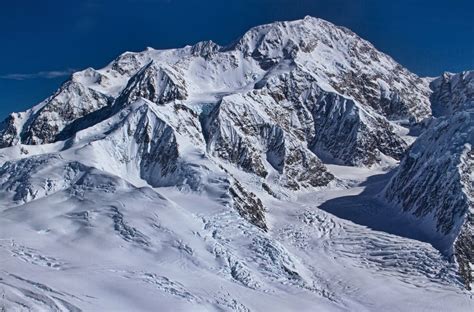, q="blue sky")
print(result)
[1,0,473,119]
